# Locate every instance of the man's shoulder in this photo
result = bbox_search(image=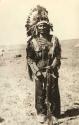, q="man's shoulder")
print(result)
[51,35,60,46]
[26,36,36,47]
[51,35,59,42]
